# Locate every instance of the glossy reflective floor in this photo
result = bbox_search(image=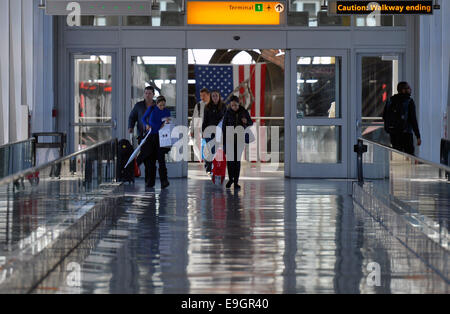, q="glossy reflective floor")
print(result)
[29,163,448,294]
